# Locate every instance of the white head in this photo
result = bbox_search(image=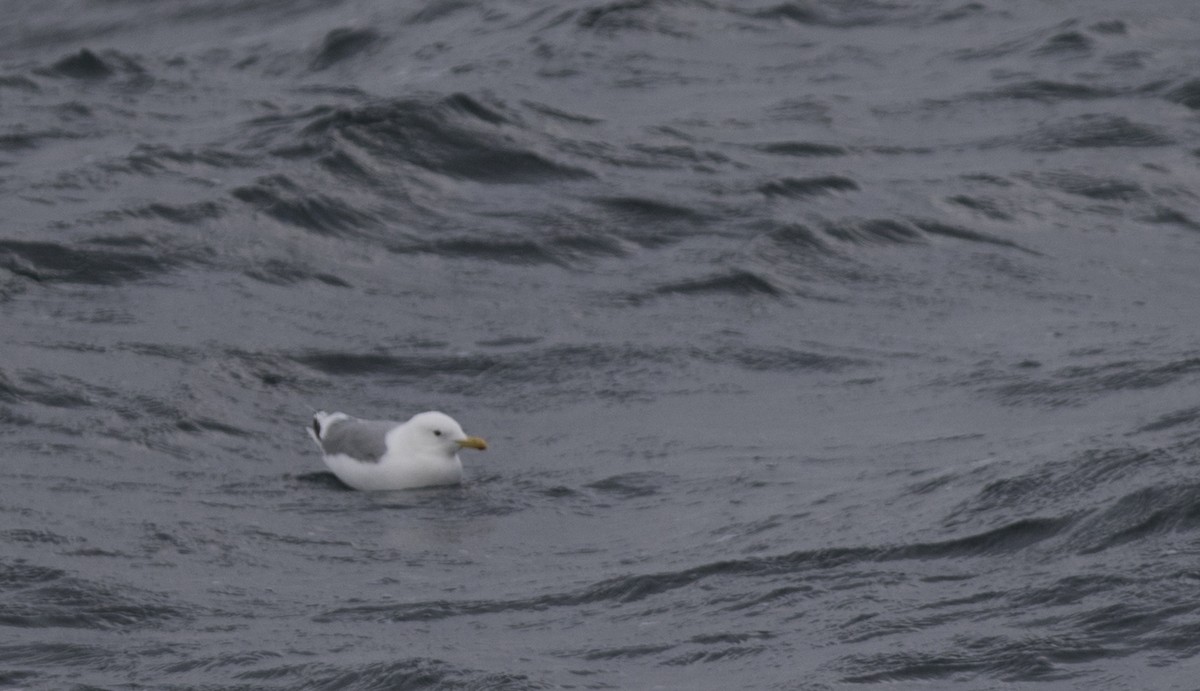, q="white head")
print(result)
[402,411,488,457]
